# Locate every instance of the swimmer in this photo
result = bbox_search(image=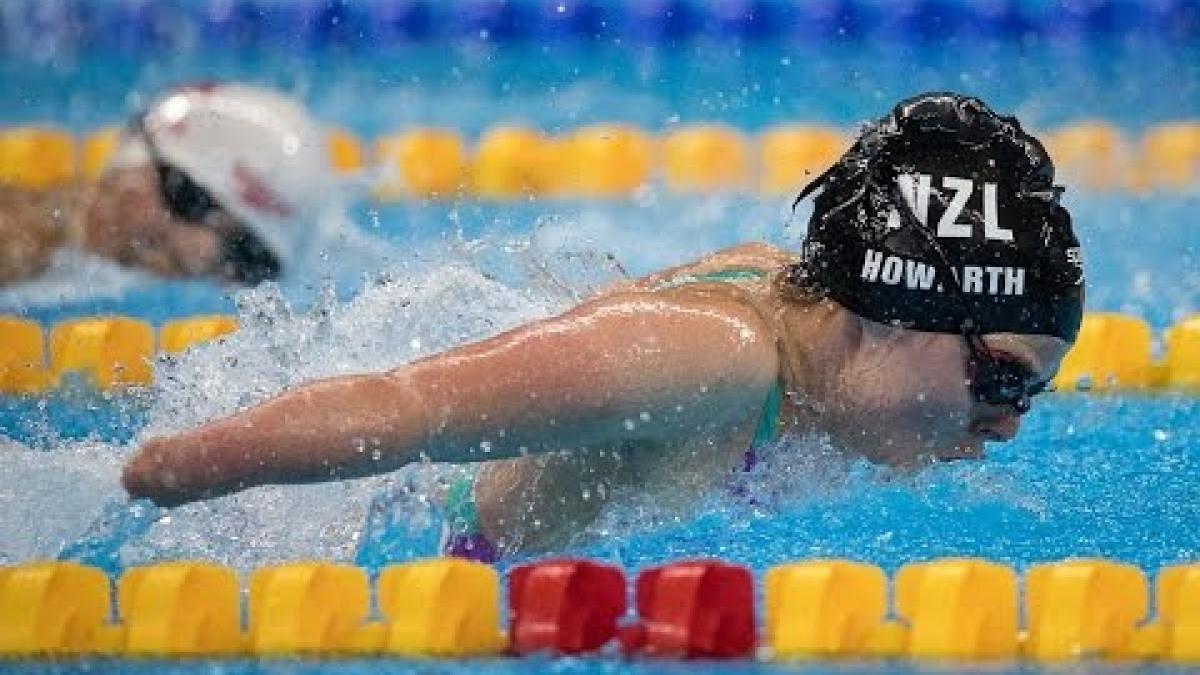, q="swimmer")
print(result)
[123,93,1085,559]
[0,83,336,286]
